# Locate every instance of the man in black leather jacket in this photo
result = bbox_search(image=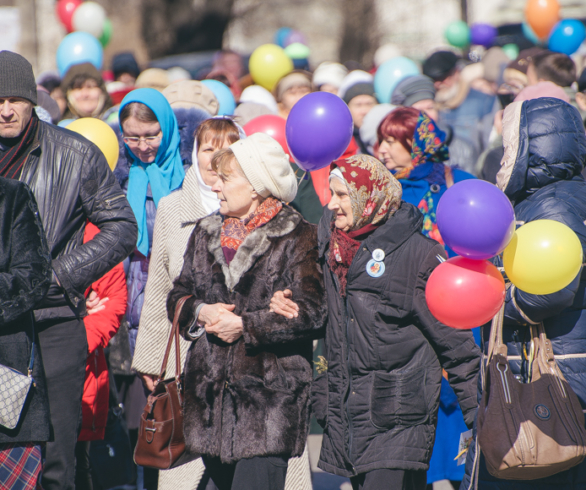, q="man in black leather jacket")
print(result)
[0,51,137,490]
